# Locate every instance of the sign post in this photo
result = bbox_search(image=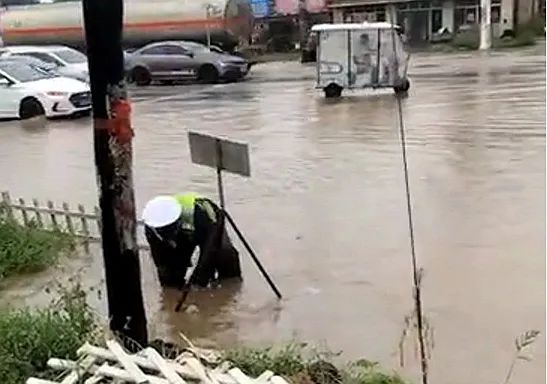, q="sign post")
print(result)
[215,140,225,208]
[187,131,282,300]
[188,131,251,208]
